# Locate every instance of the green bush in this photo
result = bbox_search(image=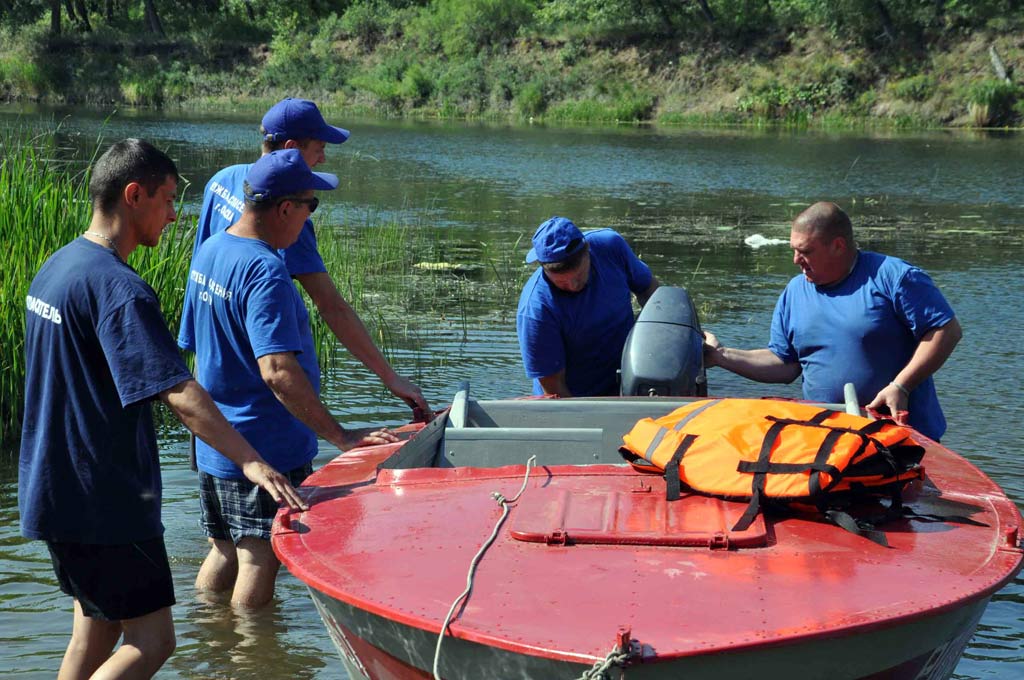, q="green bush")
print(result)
[967,78,1020,126]
[400,63,434,106]
[119,58,166,106]
[0,55,44,97]
[341,1,393,51]
[515,80,547,117]
[890,74,937,102]
[263,13,350,91]
[412,0,535,57]
[612,89,655,121]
